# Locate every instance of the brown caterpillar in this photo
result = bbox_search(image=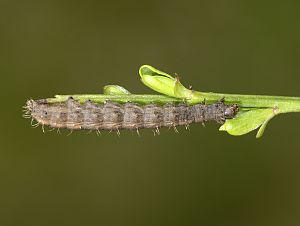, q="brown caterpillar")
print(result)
[24,98,238,133]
